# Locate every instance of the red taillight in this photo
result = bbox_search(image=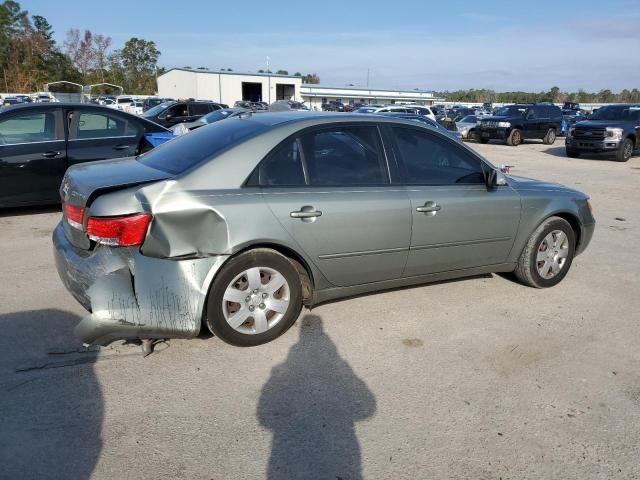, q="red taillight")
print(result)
[64,203,86,230]
[86,214,152,247]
